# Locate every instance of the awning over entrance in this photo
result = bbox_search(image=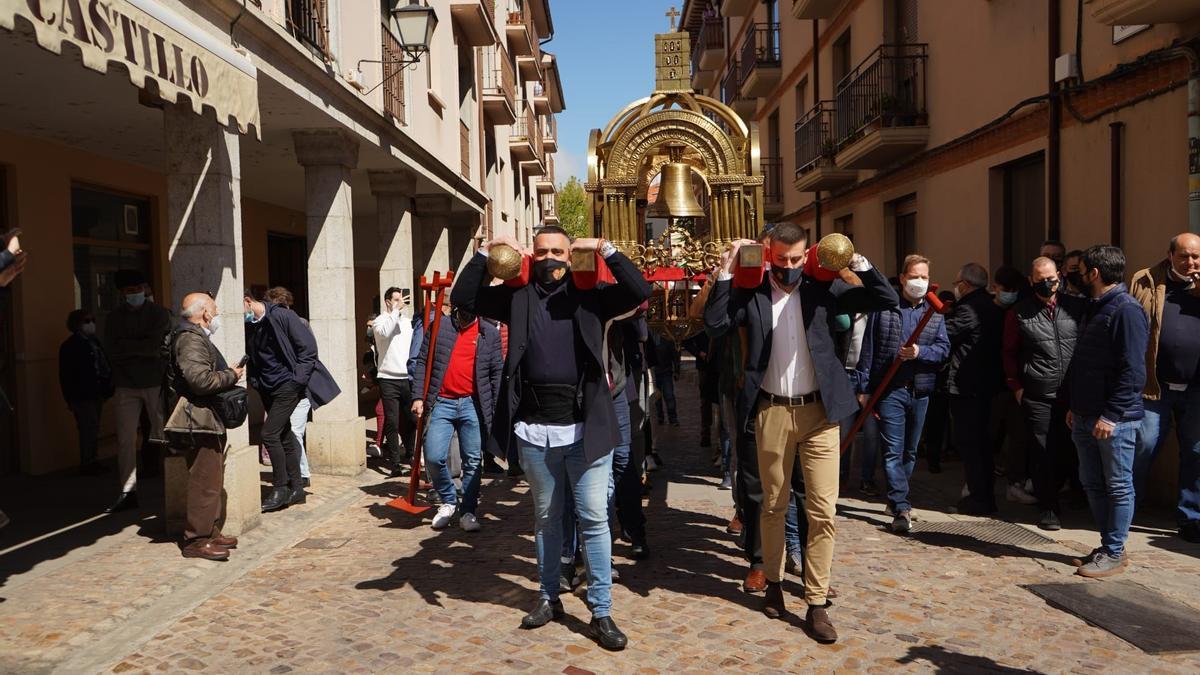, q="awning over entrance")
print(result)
[1,0,260,137]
